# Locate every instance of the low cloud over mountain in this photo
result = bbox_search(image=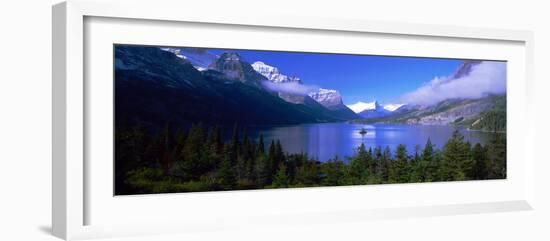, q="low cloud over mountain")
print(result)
[399,61,506,106]
[261,80,320,96]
